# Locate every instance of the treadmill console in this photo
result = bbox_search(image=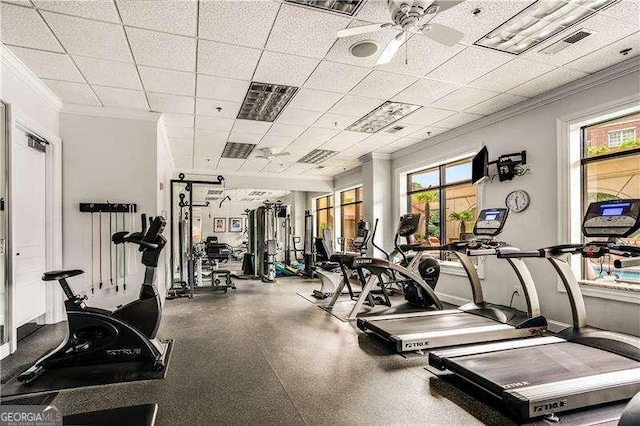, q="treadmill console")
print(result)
[583,199,640,238]
[397,213,421,237]
[473,208,509,236]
